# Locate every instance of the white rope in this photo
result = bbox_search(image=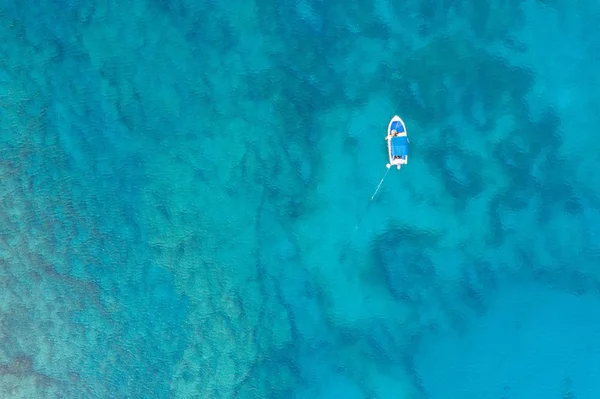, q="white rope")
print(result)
[370,165,391,201]
[341,165,393,260]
